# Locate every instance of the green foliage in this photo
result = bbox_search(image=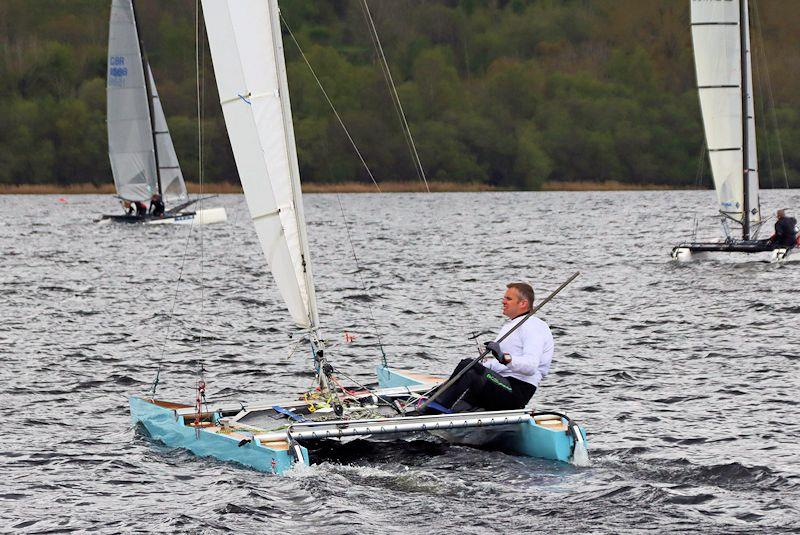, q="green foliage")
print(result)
[1,0,799,189]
